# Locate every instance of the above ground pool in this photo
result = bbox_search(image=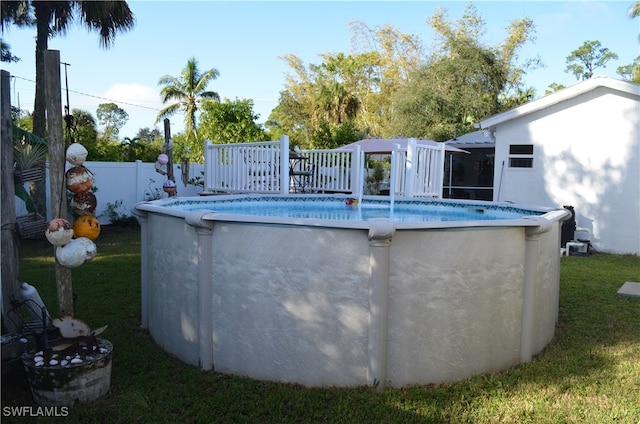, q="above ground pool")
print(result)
[165,195,544,223]
[133,194,569,389]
